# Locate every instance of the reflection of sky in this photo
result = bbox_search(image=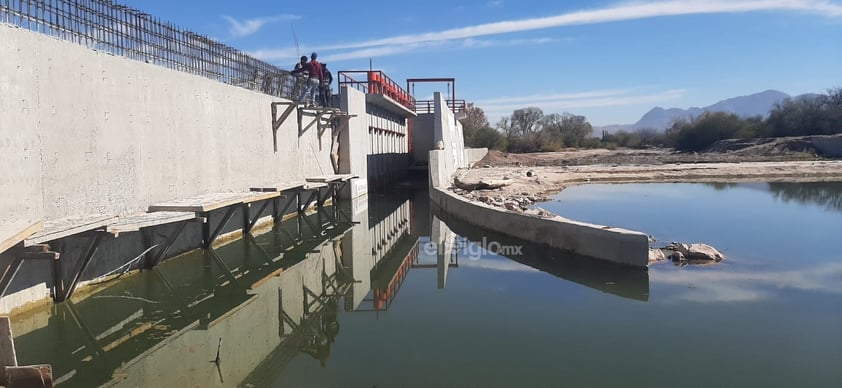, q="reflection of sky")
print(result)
[543,182,842,267]
[650,262,842,303]
[456,252,539,273]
